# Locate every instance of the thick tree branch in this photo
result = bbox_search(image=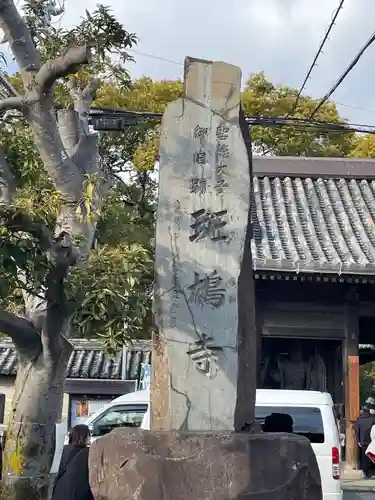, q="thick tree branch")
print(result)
[68,77,100,139]
[35,45,92,96]
[0,310,41,354]
[111,171,150,209]
[0,0,41,79]
[68,77,100,114]
[0,147,14,203]
[1,211,53,250]
[0,96,28,112]
[42,238,76,356]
